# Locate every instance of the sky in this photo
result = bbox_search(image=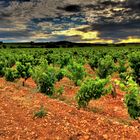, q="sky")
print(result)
[0,0,140,43]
